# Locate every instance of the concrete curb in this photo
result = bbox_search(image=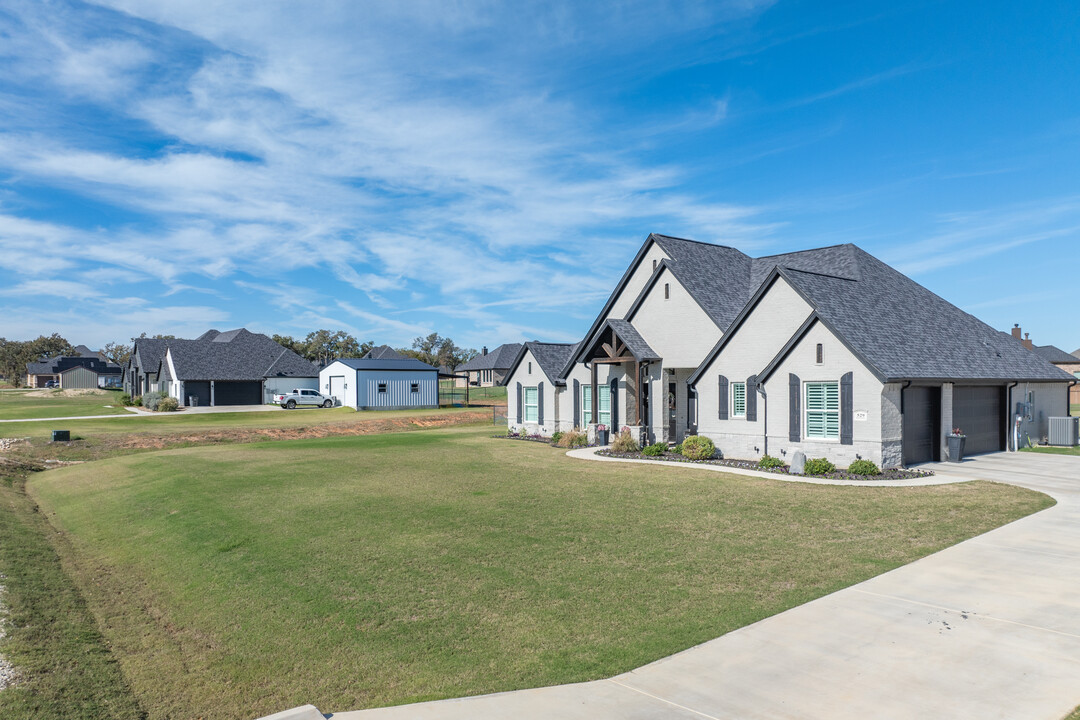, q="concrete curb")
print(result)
[255,704,325,720]
[565,446,965,487]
